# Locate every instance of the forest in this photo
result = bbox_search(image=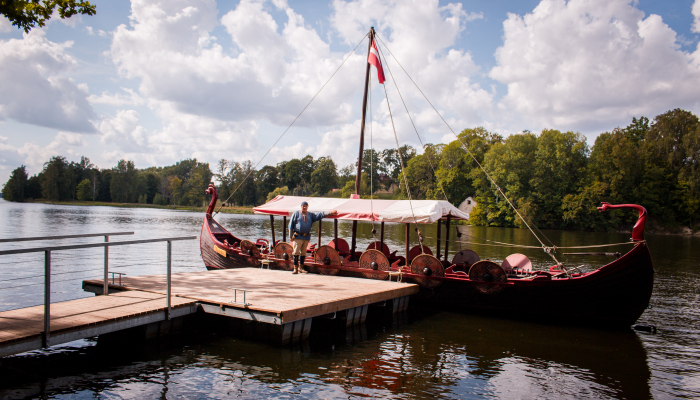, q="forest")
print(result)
[2,108,698,231]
